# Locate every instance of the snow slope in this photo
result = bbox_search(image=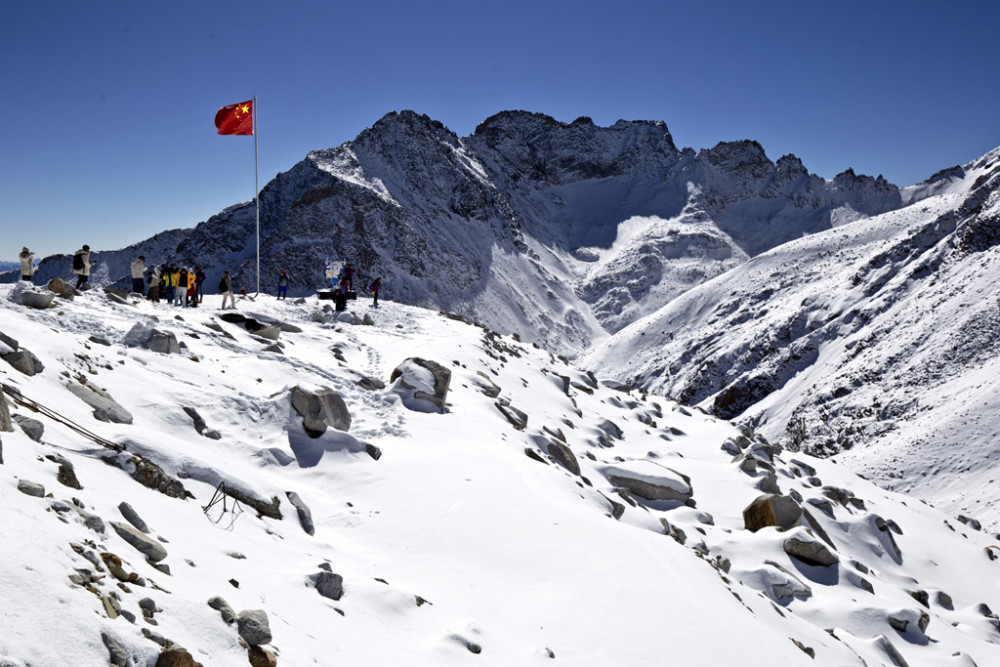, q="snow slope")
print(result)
[2,283,1000,666]
[585,147,1000,529]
